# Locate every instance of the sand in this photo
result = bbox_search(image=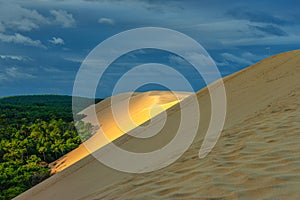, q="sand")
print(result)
[15,50,300,199]
[50,91,191,173]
